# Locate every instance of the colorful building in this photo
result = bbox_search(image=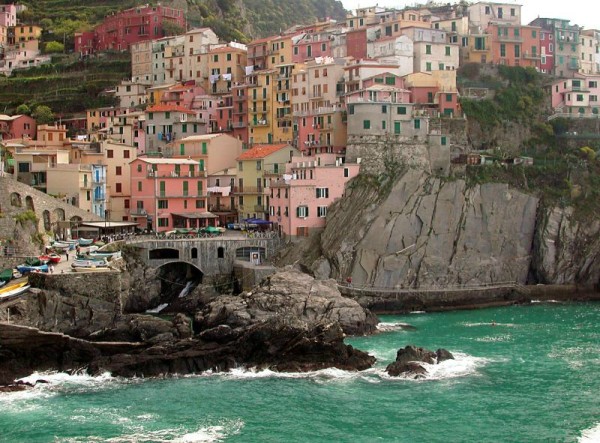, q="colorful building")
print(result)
[130,157,212,232]
[0,114,36,141]
[269,152,360,239]
[234,143,300,221]
[550,74,600,117]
